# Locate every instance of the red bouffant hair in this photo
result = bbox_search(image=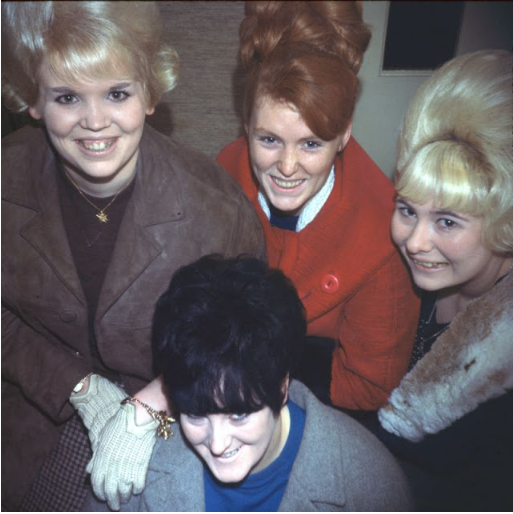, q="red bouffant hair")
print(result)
[240,1,371,140]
